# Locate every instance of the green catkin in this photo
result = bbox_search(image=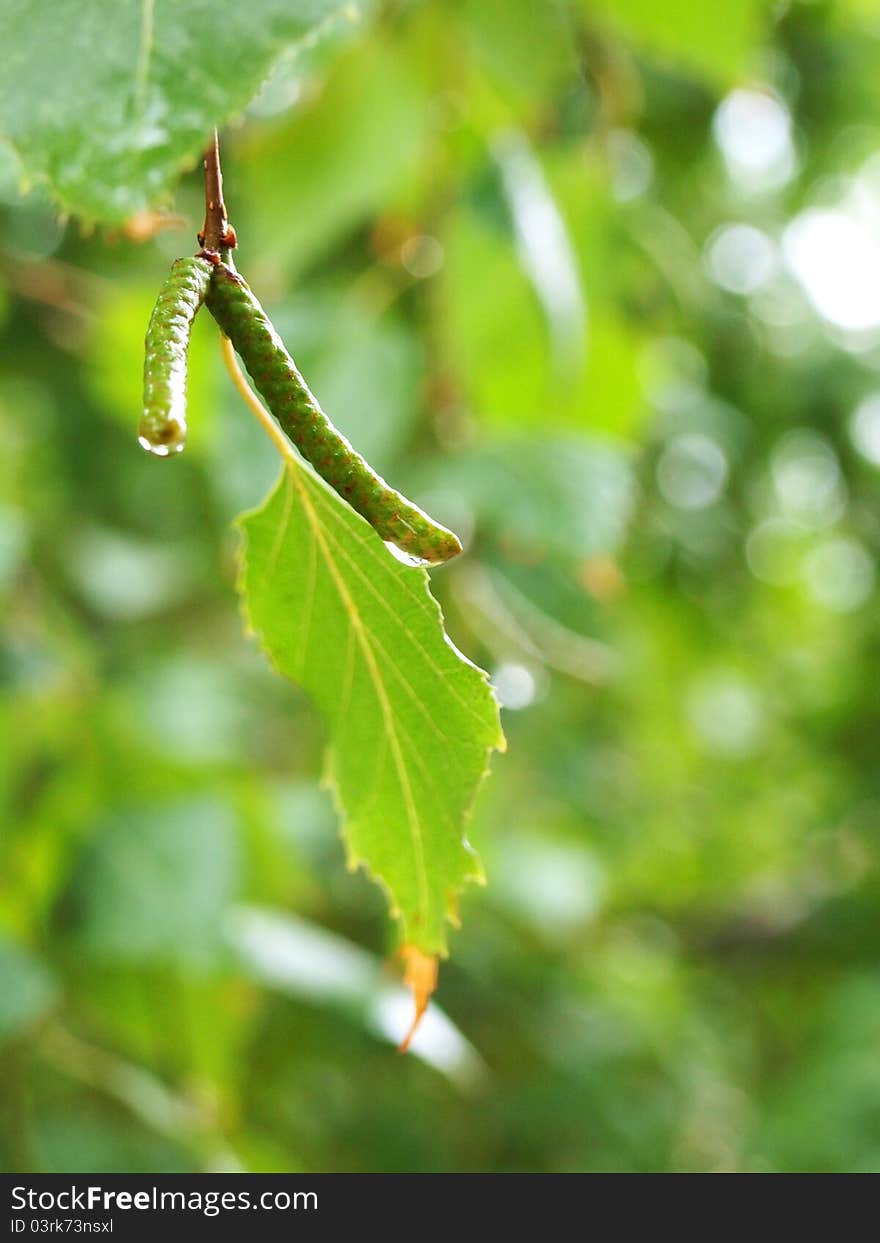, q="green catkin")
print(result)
[205,262,462,565]
[140,256,213,456]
